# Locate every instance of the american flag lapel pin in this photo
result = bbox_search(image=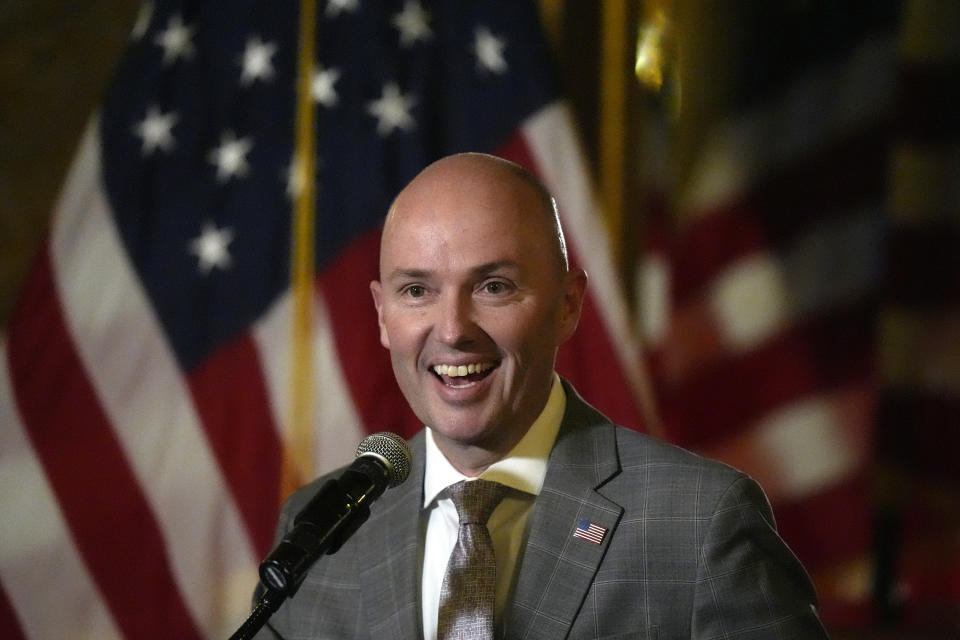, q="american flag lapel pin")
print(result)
[573,519,607,545]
